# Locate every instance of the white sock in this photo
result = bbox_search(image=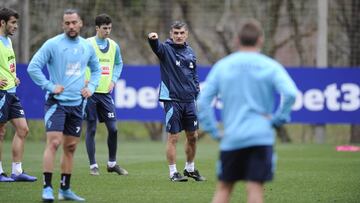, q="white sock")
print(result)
[107,161,116,168]
[169,164,177,177]
[12,162,23,175]
[90,163,99,169]
[185,162,195,172]
[0,161,4,174]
